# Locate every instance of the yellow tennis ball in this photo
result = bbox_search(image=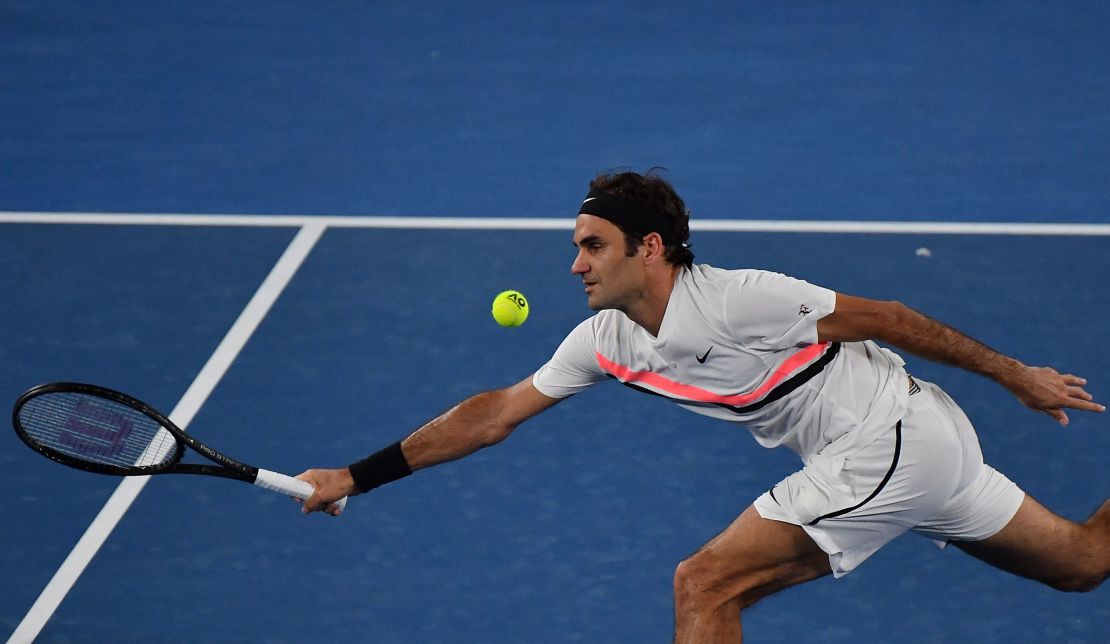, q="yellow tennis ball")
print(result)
[491,290,529,327]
